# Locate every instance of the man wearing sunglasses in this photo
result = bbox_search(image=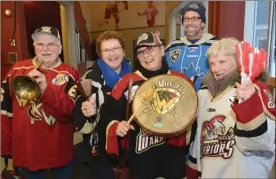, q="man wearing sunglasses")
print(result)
[165,1,217,91]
